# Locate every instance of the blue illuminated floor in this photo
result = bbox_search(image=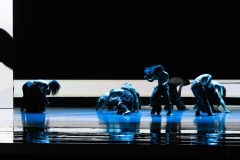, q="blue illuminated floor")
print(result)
[13,105,240,146]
